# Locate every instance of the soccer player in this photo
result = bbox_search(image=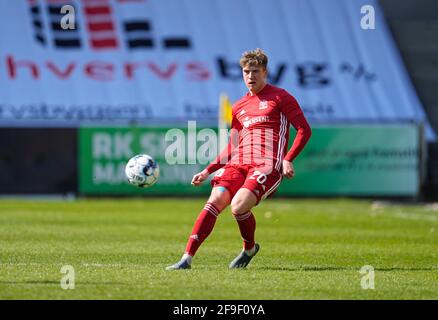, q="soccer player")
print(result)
[166,49,312,270]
